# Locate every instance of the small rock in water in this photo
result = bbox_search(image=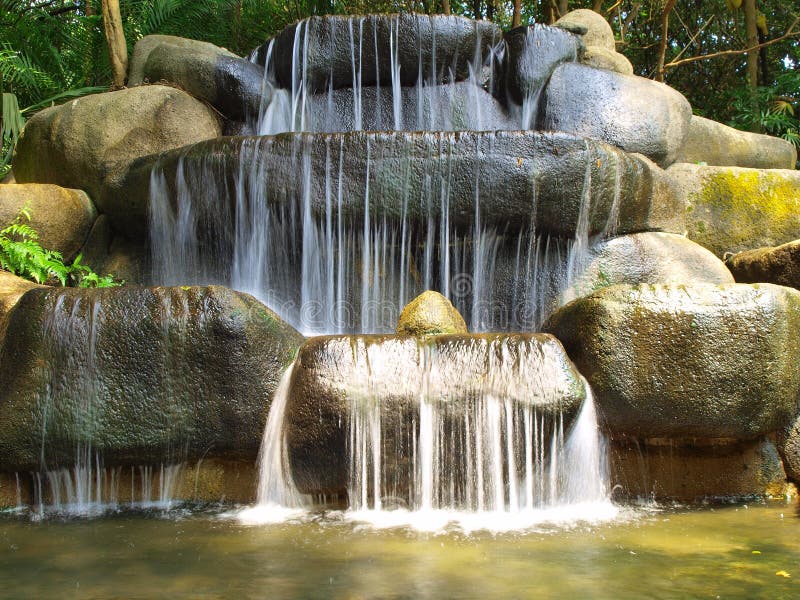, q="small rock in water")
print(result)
[396,291,467,336]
